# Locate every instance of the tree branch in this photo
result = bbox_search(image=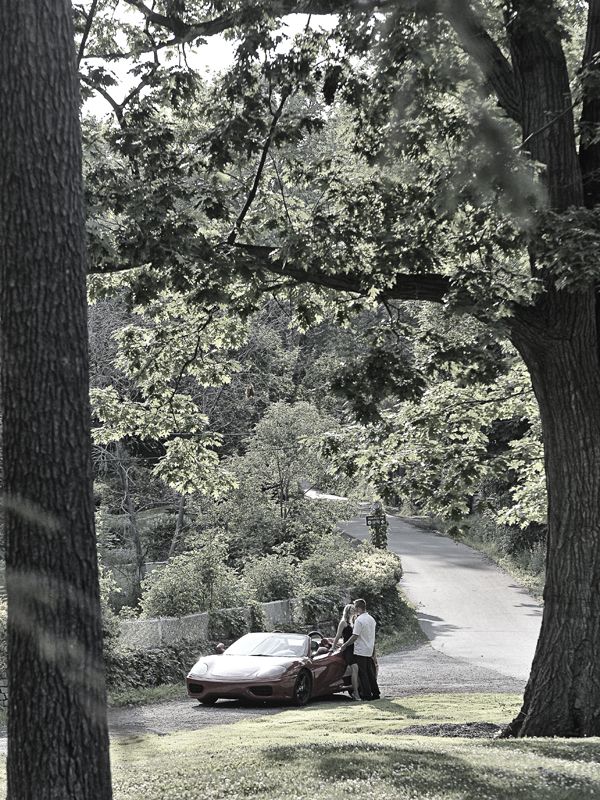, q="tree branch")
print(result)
[80,66,158,125]
[442,0,521,123]
[80,74,124,125]
[77,0,99,67]
[227,90,291,244]
[123,0,236,42]
[230,243,451,302]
